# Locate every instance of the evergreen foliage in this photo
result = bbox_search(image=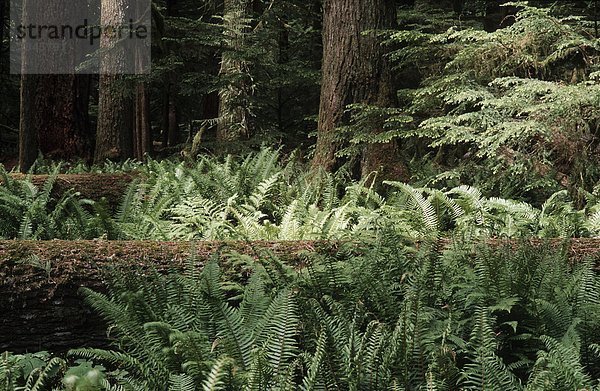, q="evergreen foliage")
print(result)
[385,3,600,201]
